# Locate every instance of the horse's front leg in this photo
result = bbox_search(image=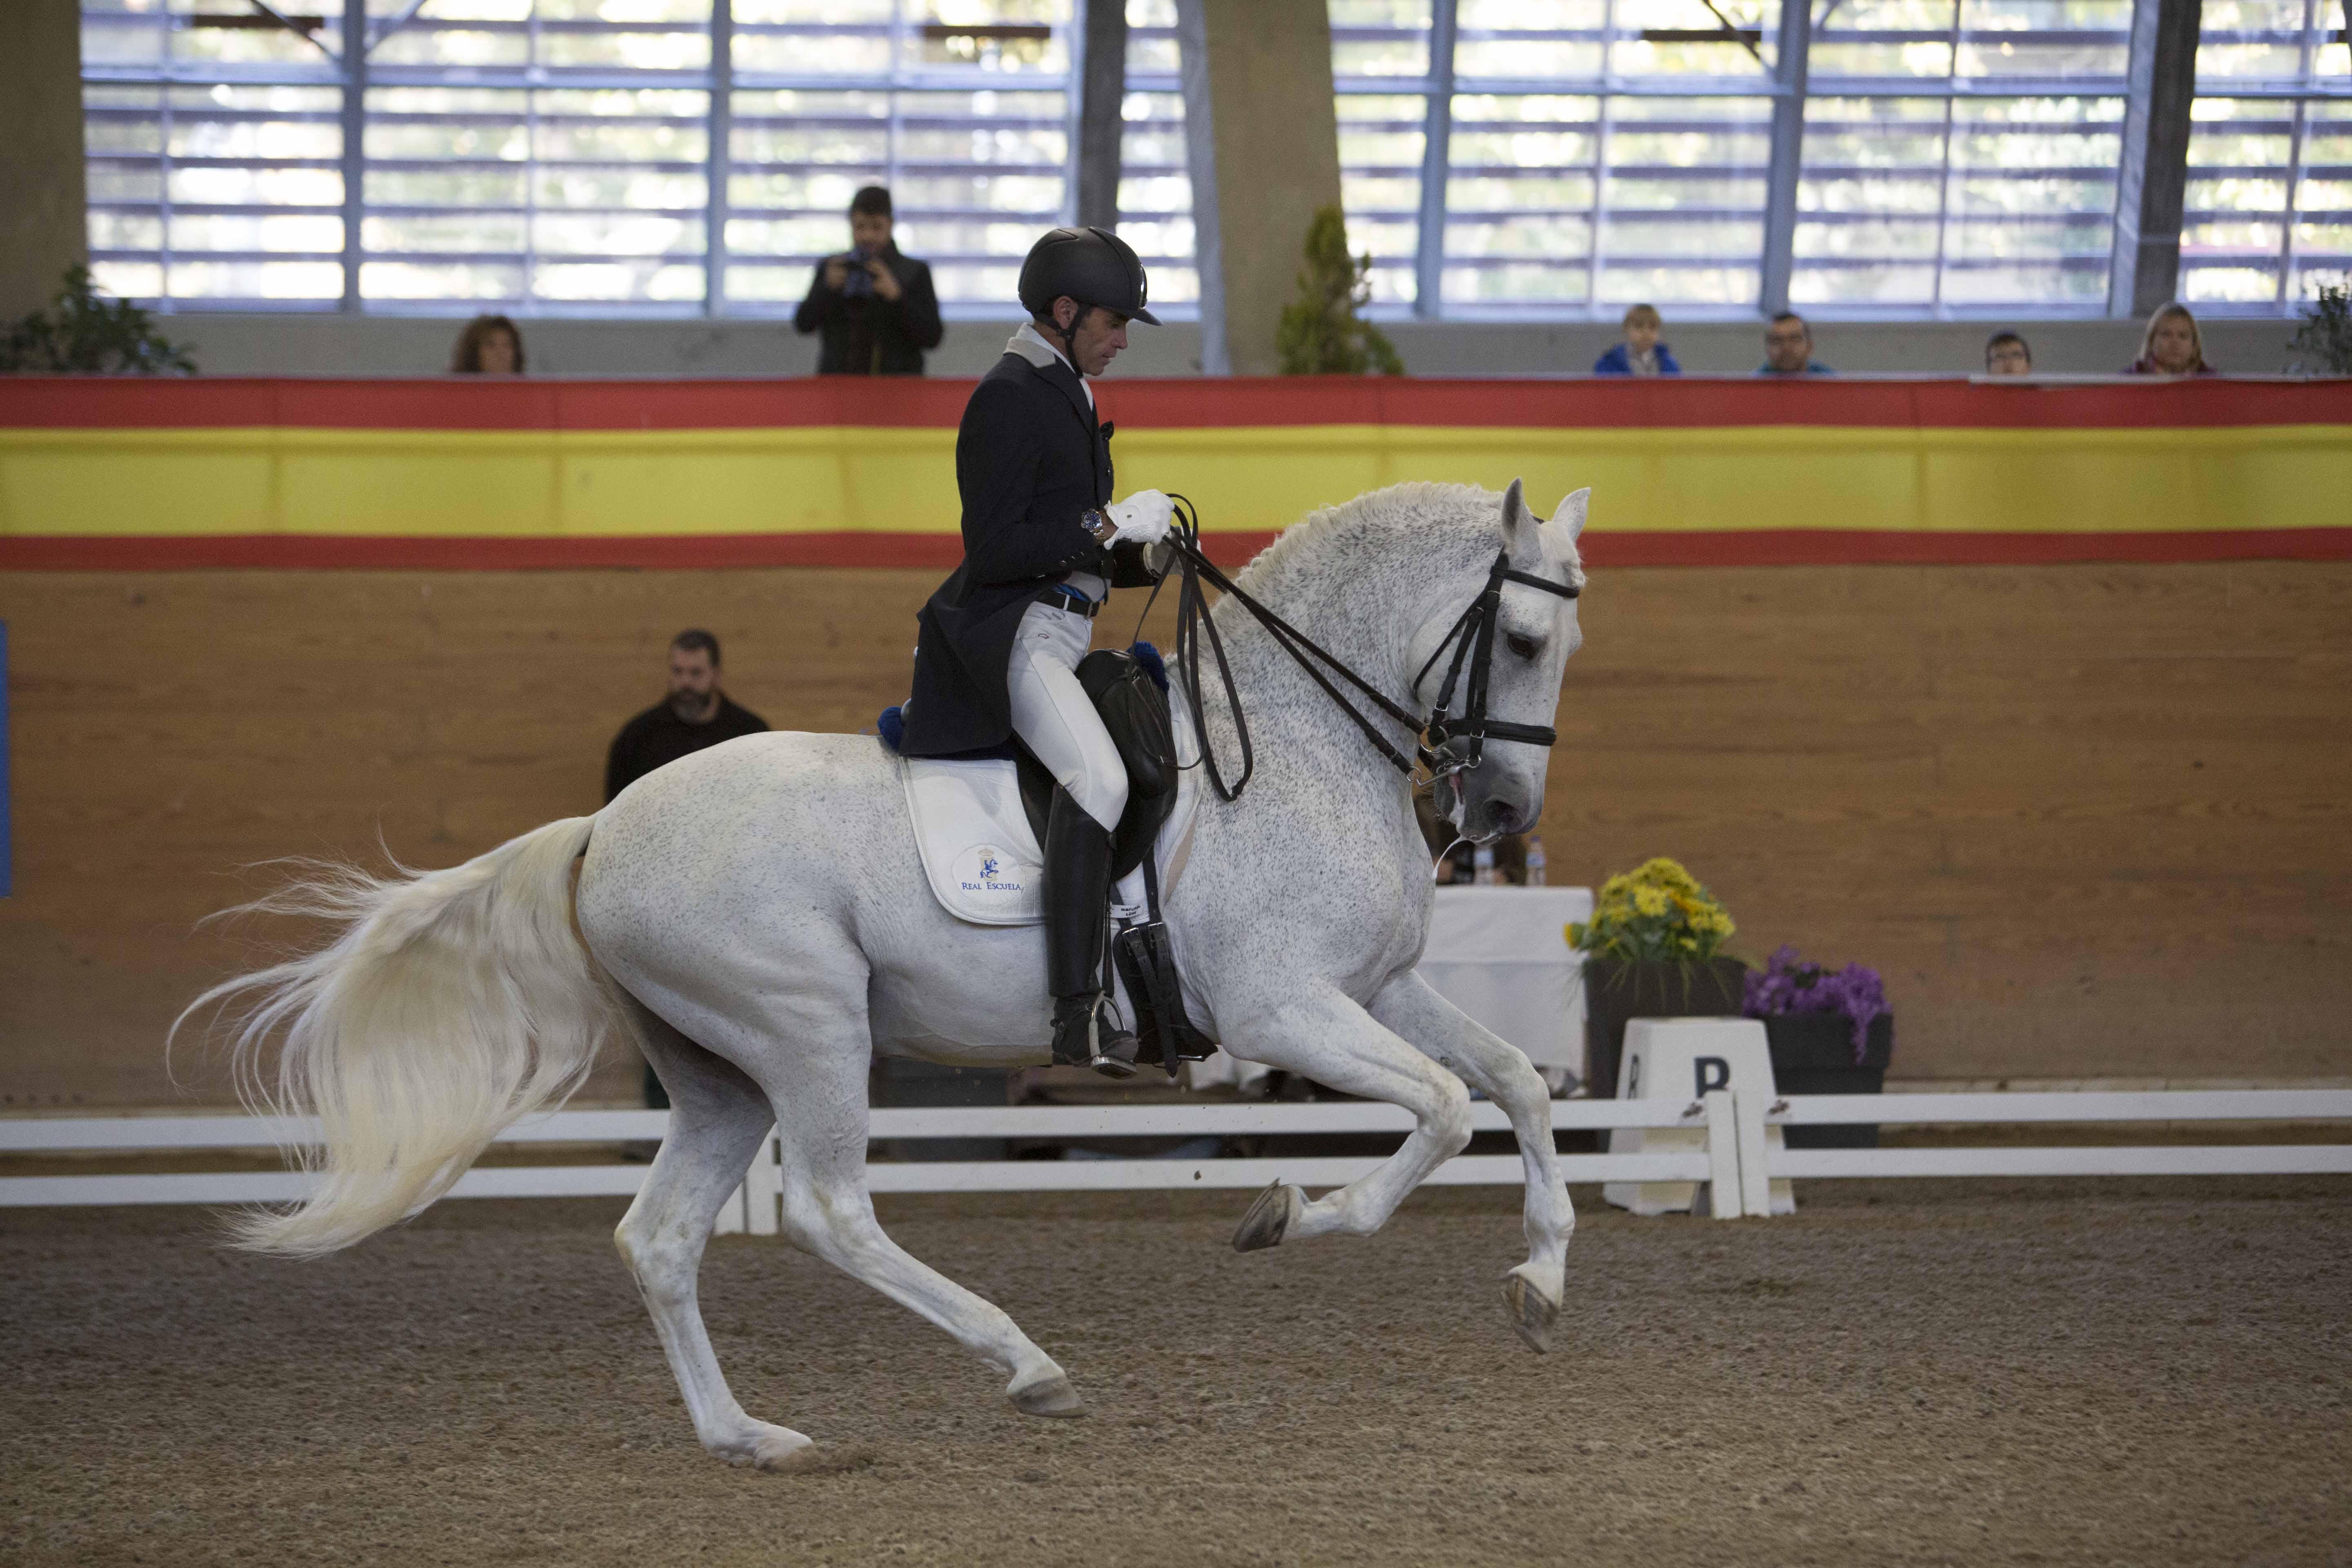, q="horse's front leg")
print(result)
[1223,987,1472,1249]
[1367,970,1572,1352]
